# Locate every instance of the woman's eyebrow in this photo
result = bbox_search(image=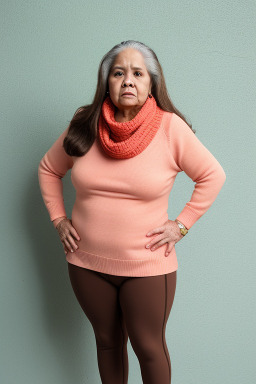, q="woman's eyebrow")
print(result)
[112,66,144,71]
